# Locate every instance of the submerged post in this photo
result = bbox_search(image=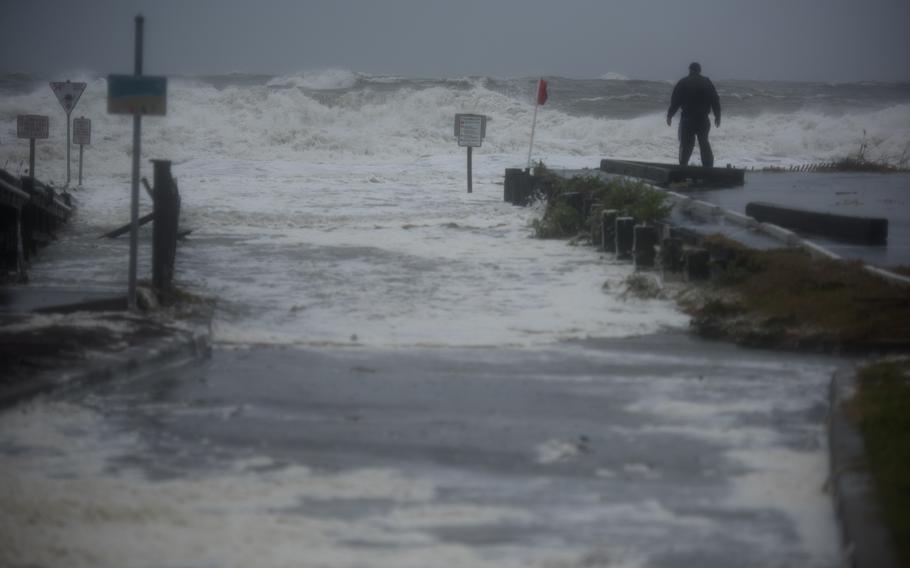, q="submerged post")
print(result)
[152,160,179,294]
[633,225,658,269]
[601,210,618,252]
[615,217,635,260]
